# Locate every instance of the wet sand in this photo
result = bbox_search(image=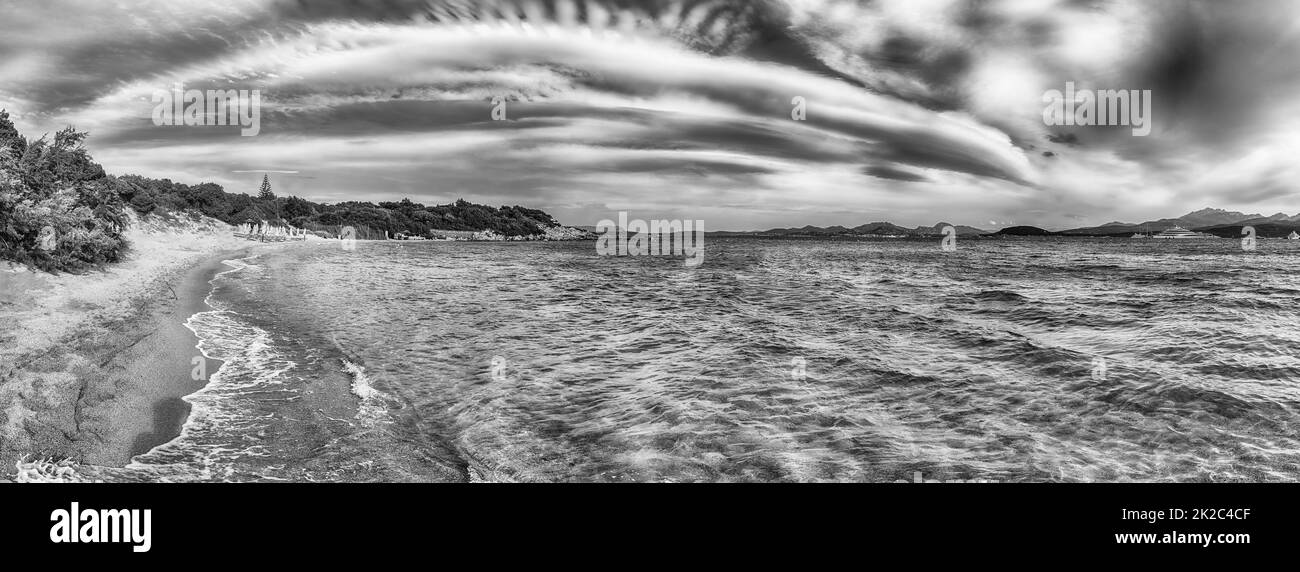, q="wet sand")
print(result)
[102,252,247,463]
[0,214,279,476]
